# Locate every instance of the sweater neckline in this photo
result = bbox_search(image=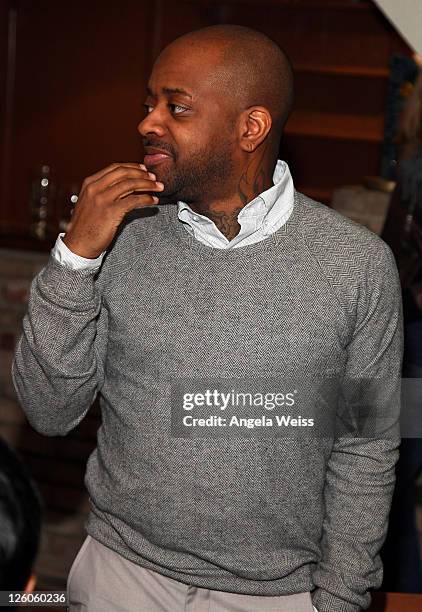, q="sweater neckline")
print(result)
[161,190,303,257]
